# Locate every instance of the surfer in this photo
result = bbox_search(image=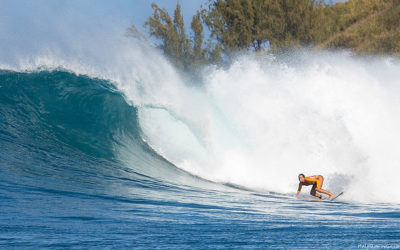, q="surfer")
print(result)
[296,174,334,200]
